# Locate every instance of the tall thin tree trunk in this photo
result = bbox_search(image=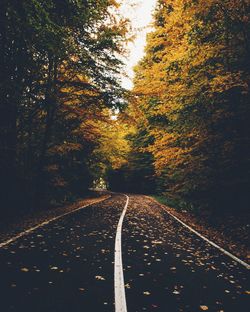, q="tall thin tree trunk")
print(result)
[0,3,21,213]
[35,54,58,206]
